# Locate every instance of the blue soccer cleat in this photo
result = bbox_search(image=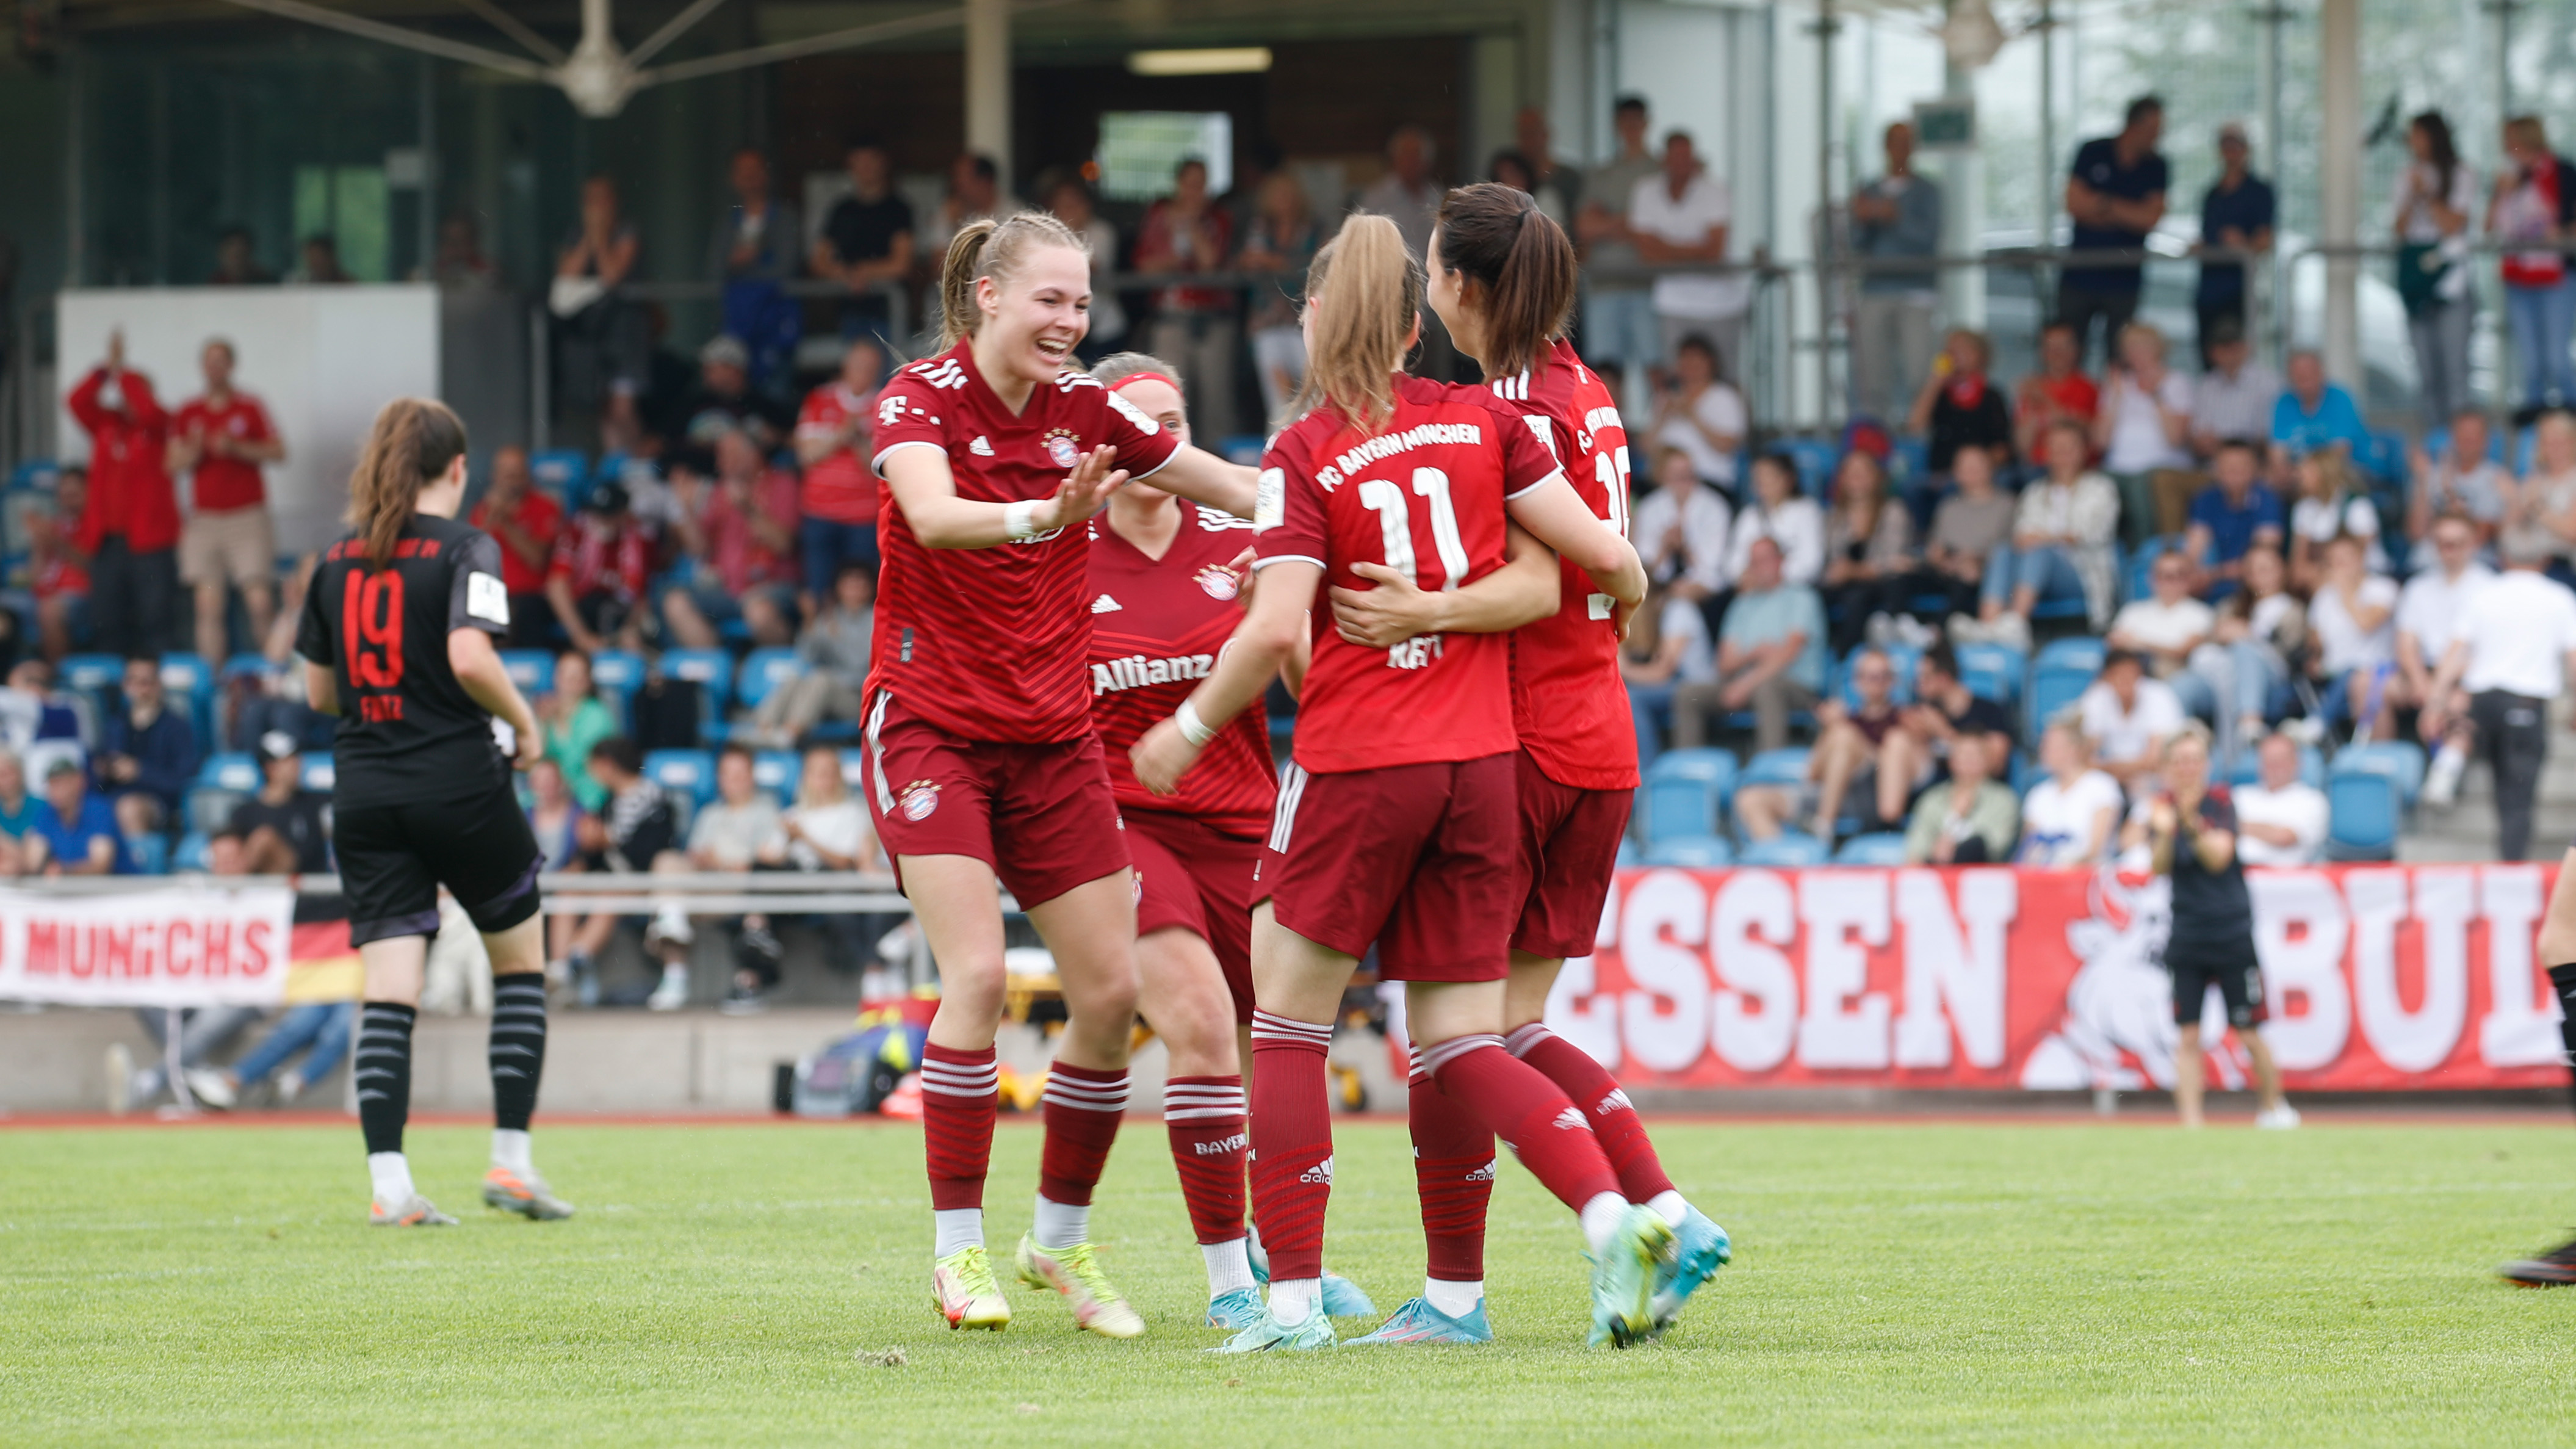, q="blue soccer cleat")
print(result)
[1648,1206,1733,1330]
[1208,1307,1337,1353]
[1340,1296,1493,1346]
[1588,1204,1676,1349]
[1205,1286,1265,1331]
[1246,1235,1376,1318]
